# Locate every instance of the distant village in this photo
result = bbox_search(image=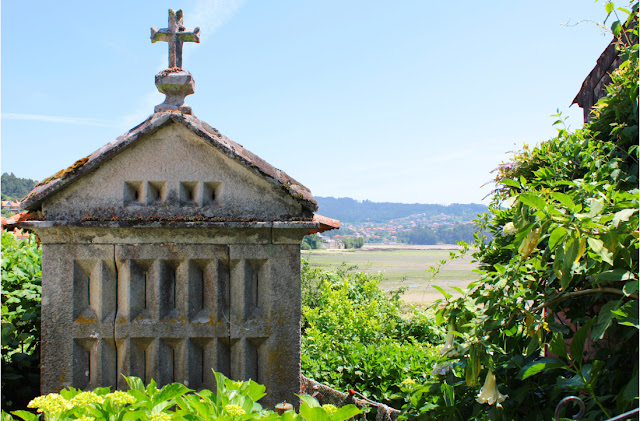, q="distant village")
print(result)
[1,200,20,215]
[315,211,477,248]
[1,201,30,239]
